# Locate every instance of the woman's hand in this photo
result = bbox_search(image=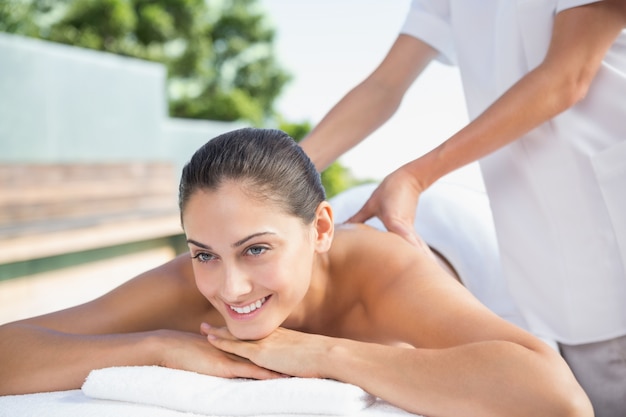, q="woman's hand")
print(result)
[203,324,330,378]
[156,327,281,380]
